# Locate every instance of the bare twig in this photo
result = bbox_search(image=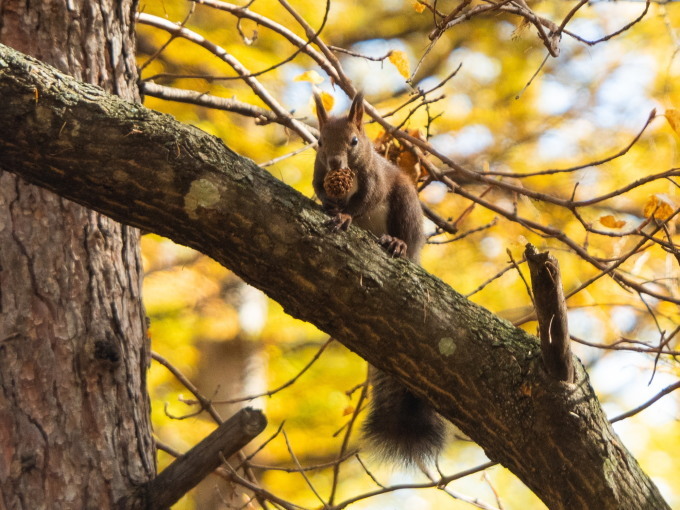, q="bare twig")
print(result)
[483,109,658,178]
[202,338,333,405]
[563,0,651,46]
[226,466,308,510]
[152,351,223,423]
[329,461,498,510]
[139,3,196,72]
[260,143,316,167]
[571,334,680,356]
[465,259,525,298]
[136,12,316,143]
[610,380,680,423]
[329,380,369,504]
[187,0,331,81]
[282,429,327,507]
[141,82,283,125]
